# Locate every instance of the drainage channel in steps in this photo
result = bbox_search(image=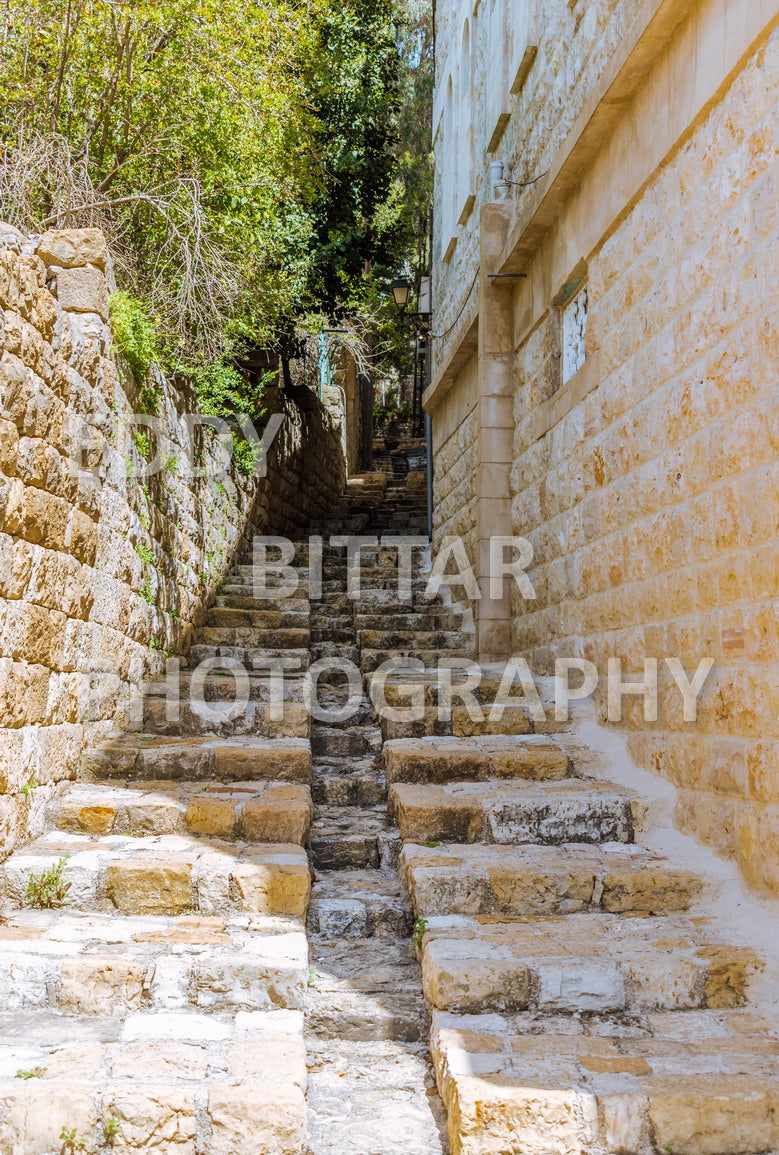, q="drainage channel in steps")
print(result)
[303,533,450,1154]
